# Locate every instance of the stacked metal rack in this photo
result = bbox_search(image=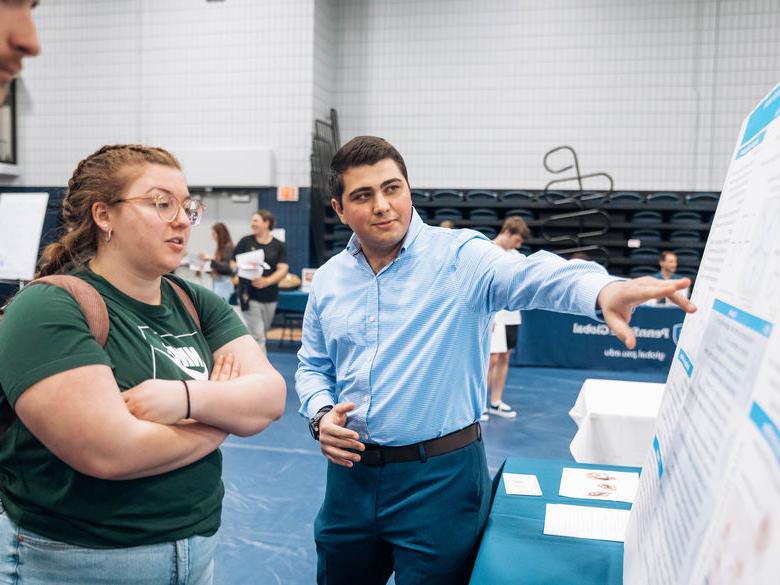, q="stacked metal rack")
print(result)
[318,188,719,279]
